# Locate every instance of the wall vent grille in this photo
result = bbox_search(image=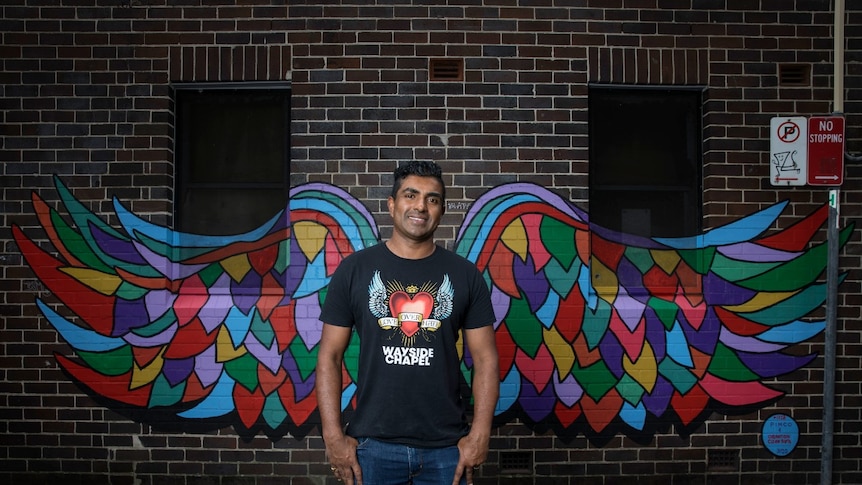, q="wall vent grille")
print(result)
[499,450,532,473]
[429,58,464,81]
[707,449,739,472]
[779,63,811,86]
